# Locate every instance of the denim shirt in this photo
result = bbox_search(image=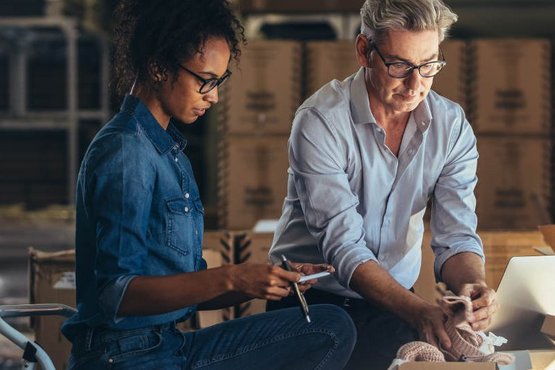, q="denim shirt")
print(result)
[270,68,483,298]
[62,95,205,340]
